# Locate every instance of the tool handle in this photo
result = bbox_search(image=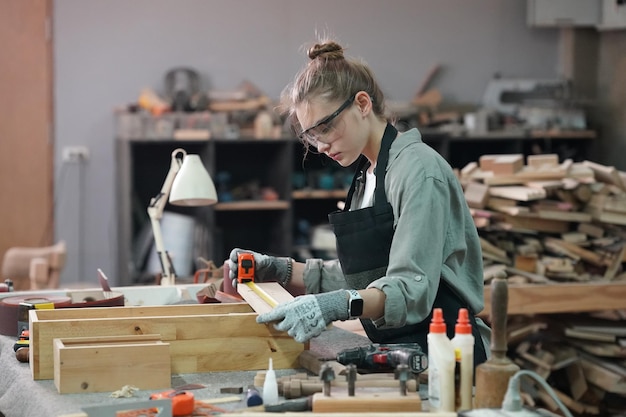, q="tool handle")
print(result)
[490,277,509,357]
